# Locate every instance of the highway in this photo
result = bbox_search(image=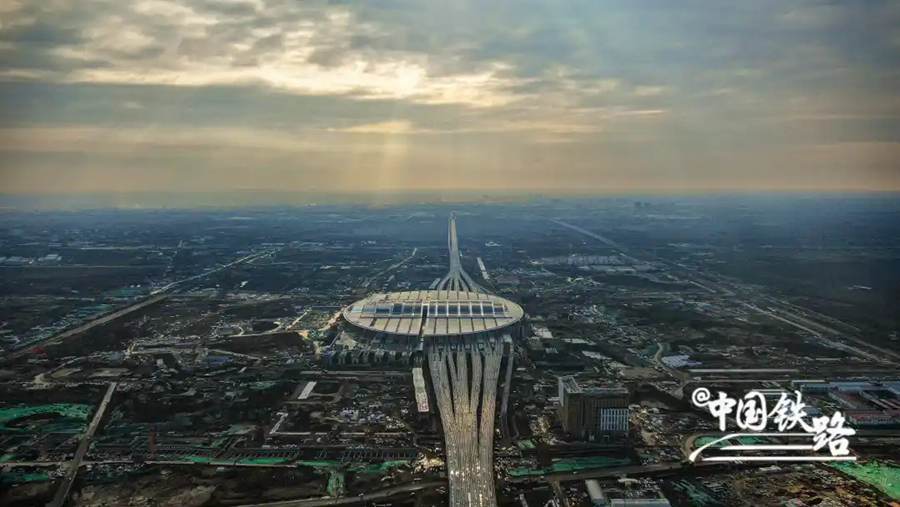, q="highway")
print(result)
[742,301,899,363]
[505,461,727,484]
[48,382,118,507]
[9,294,168,360]
[149,248,277,295]
[551,220,639,263]
[362,247,418,289]
[552,219,899,365]
[10,248,277,361]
